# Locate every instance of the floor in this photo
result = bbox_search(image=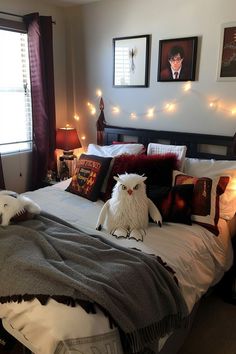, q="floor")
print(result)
[179,289,236,354]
